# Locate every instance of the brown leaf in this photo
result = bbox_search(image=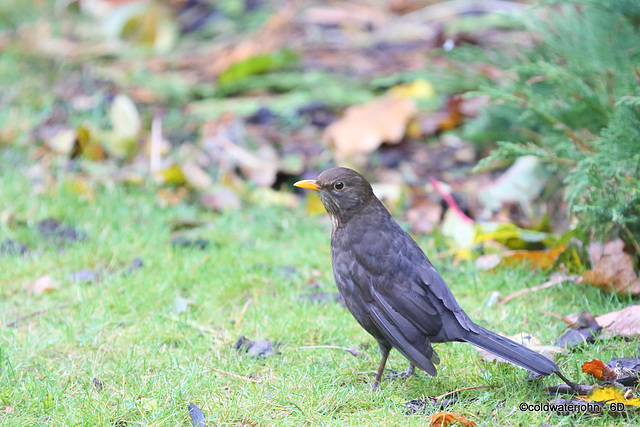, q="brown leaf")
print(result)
[406,193,443,234]
[582,359,618,381]
[583,239,640,296]
[199,188,241,212]
[182,161,213,191]
[595,305,640,338]
[26,275,60,295]
[323,95,416,158]
[562,306,640,338]
[430,411,476,427]
[500,244,567,270]
[156,187,189,207]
